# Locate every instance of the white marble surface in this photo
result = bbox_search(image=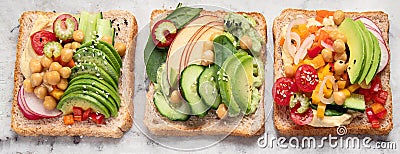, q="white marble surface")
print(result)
[1,0,400,153]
